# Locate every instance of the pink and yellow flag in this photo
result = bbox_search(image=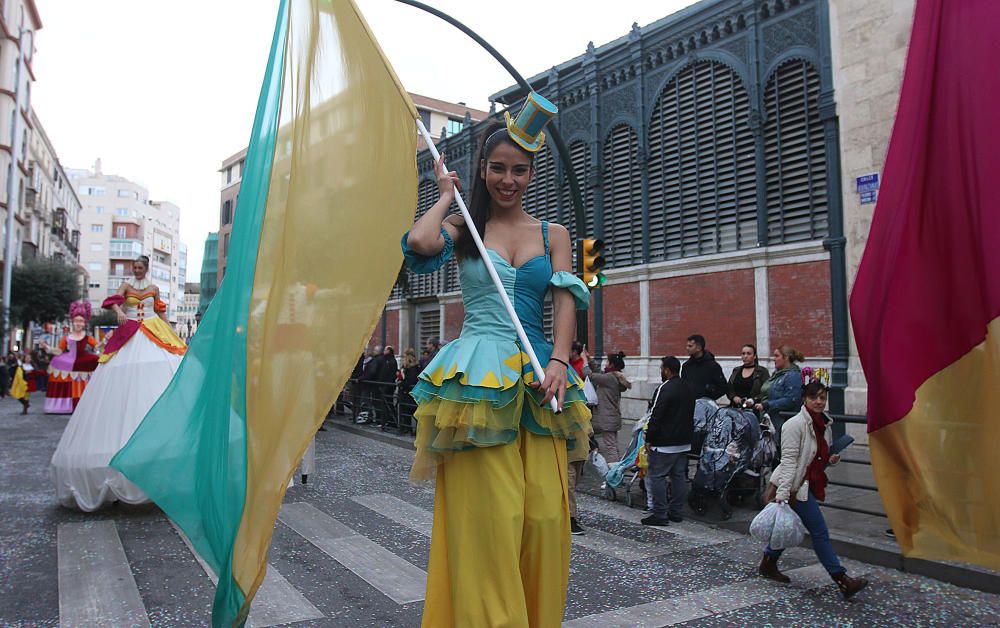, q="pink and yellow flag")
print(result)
[851,0,1000,570]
